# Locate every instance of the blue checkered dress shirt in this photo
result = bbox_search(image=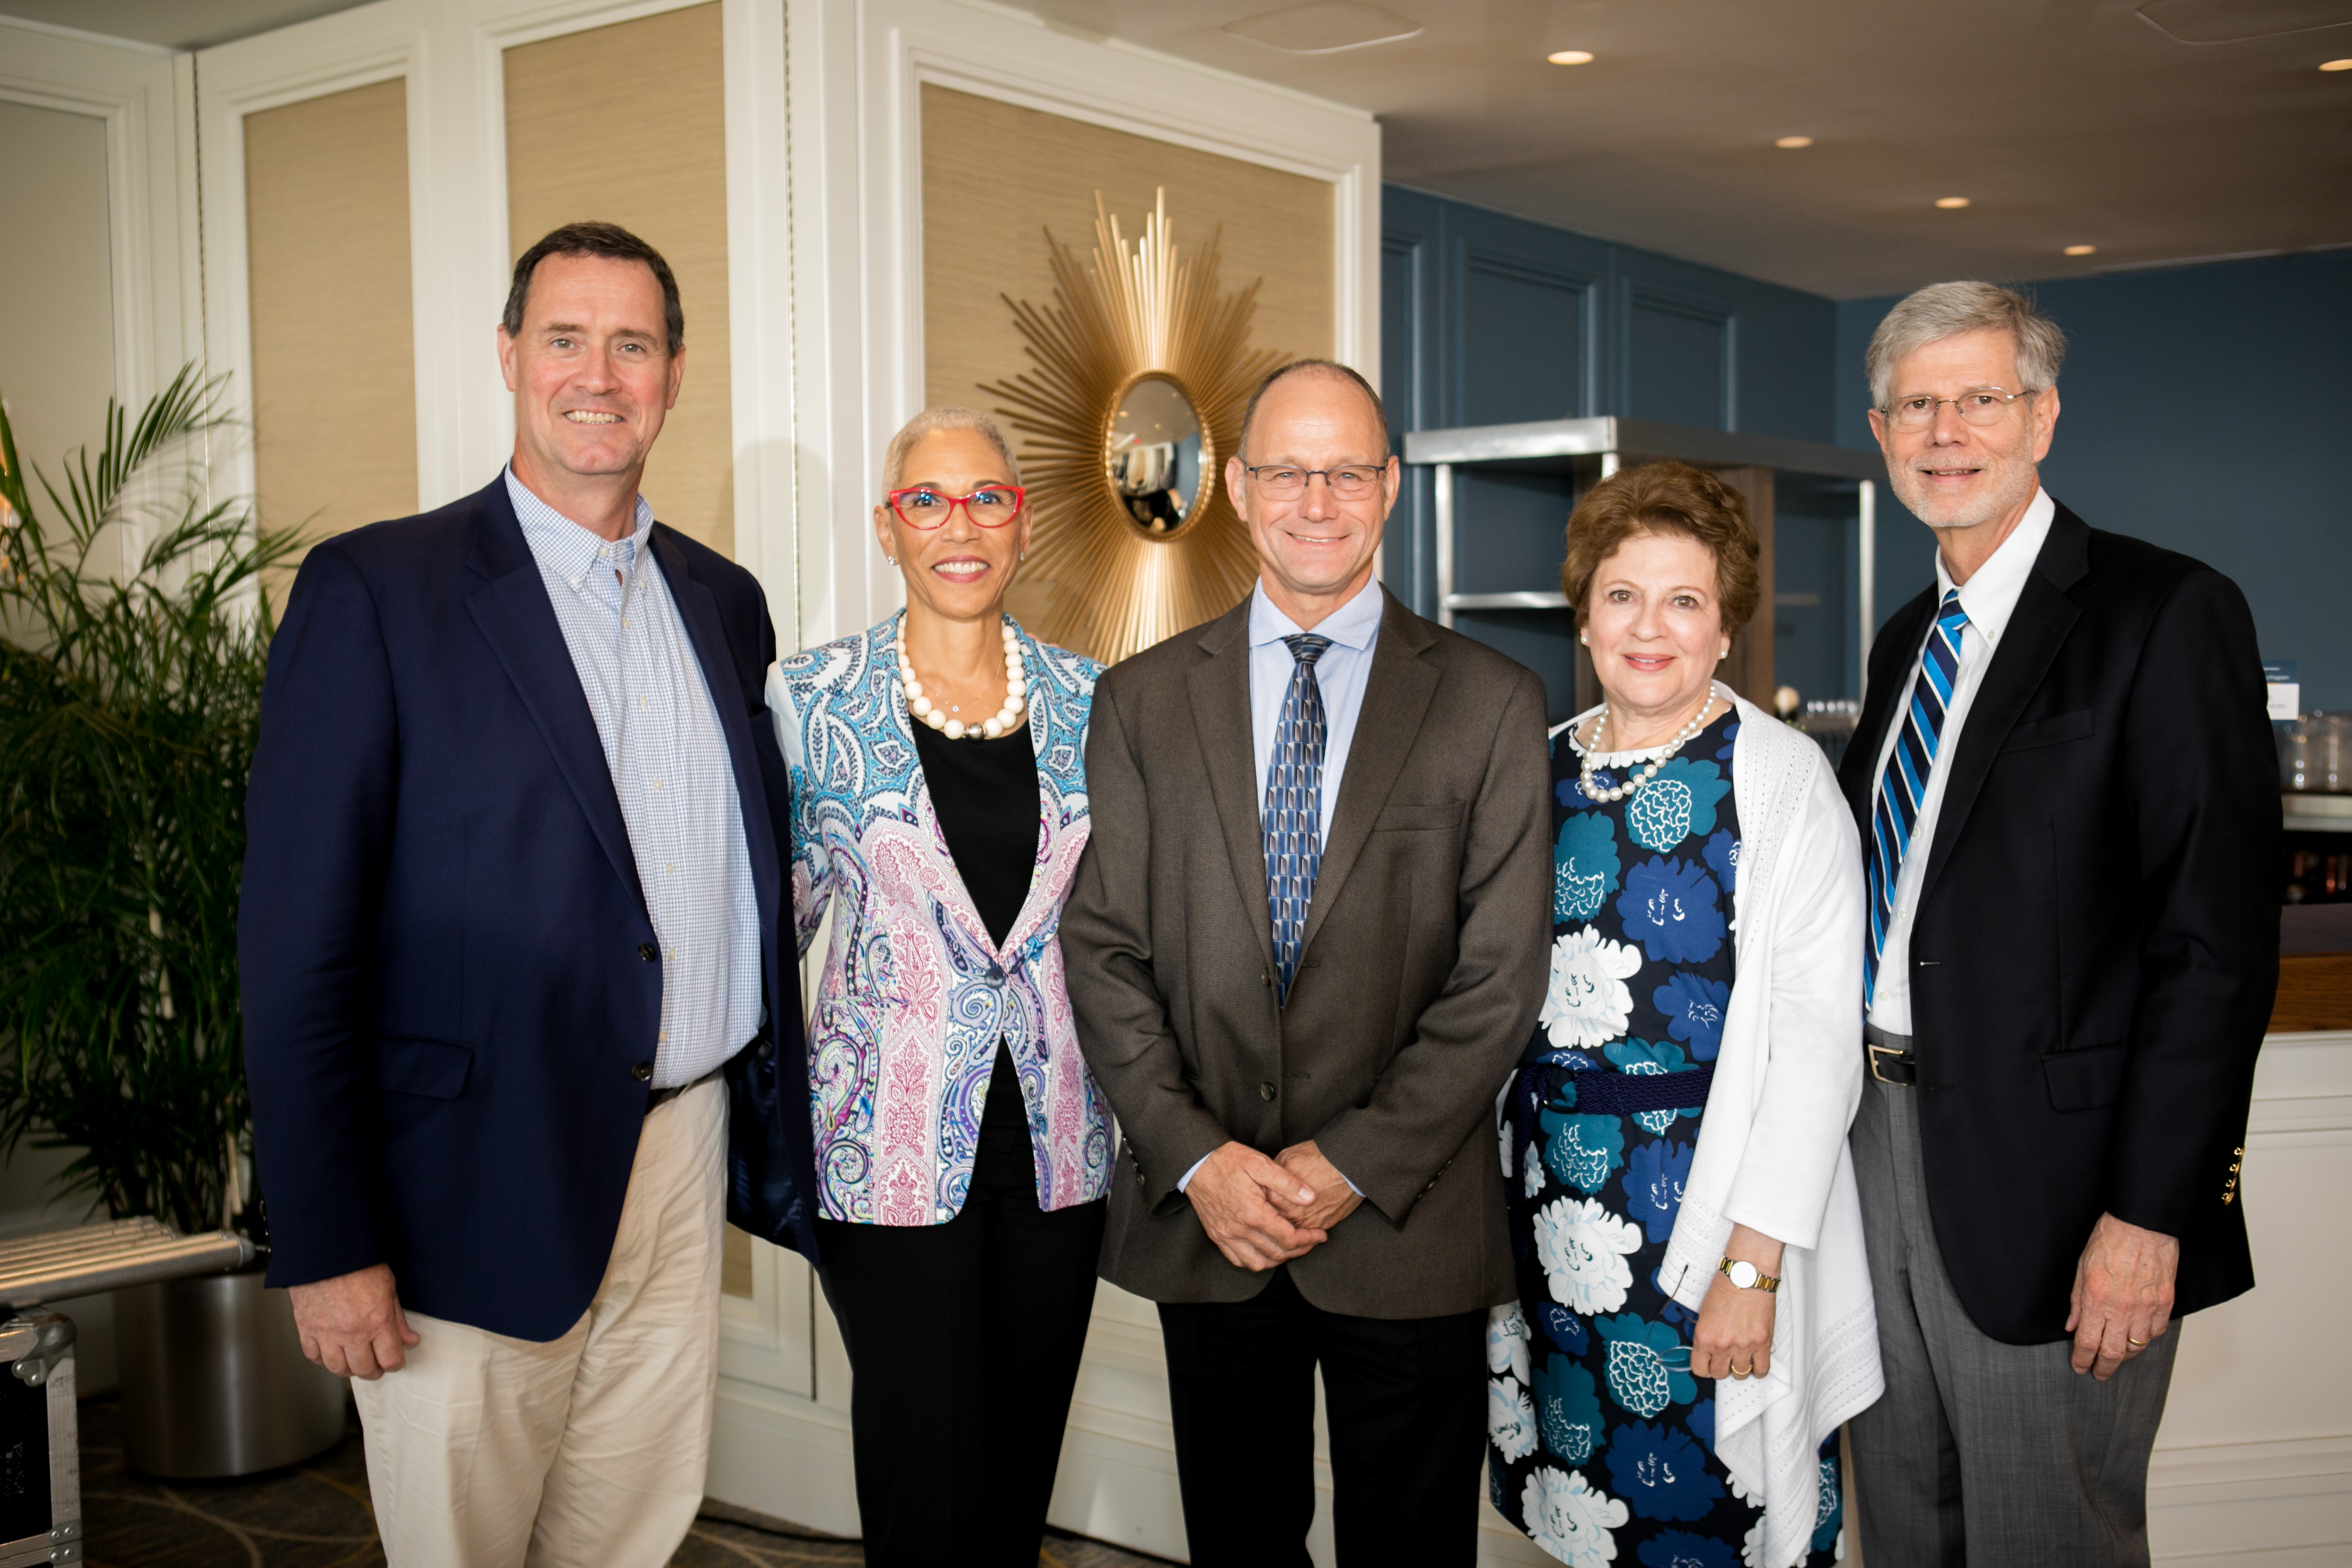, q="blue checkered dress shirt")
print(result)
[505,469,761,1088]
